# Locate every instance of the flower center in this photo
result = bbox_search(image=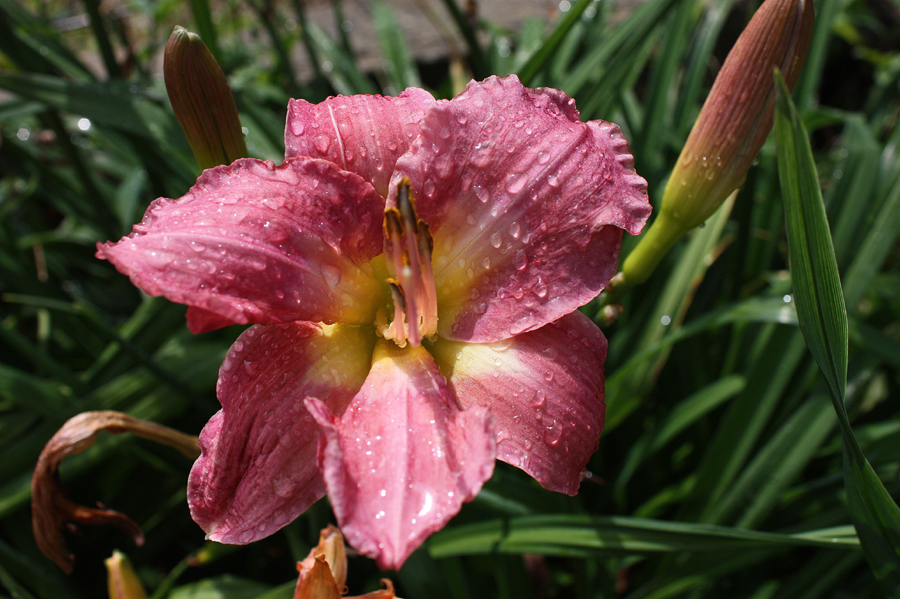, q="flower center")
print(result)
[376,178,438,348]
